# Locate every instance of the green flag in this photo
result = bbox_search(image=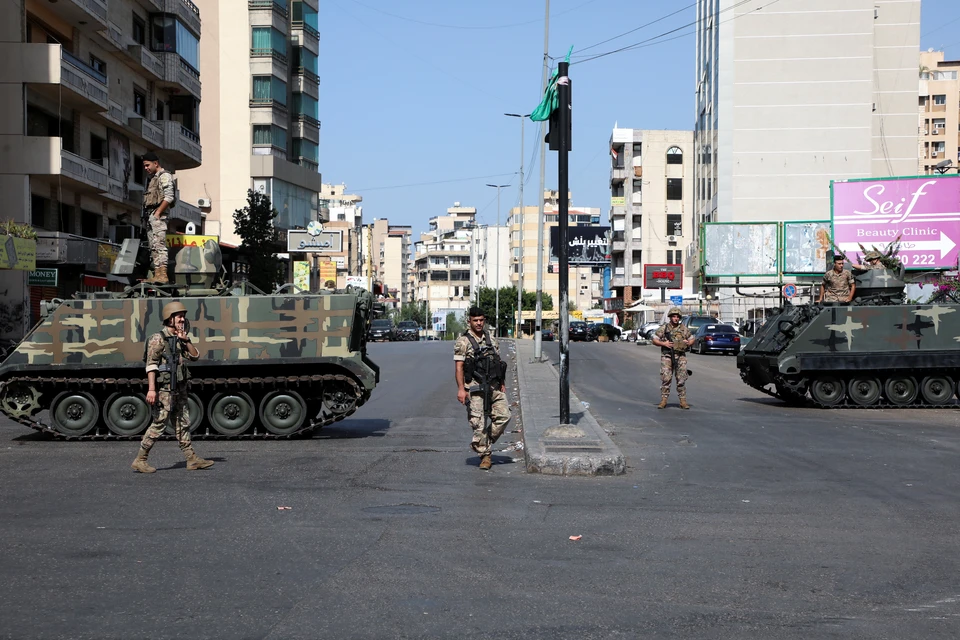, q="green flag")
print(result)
[529,46,573,122]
